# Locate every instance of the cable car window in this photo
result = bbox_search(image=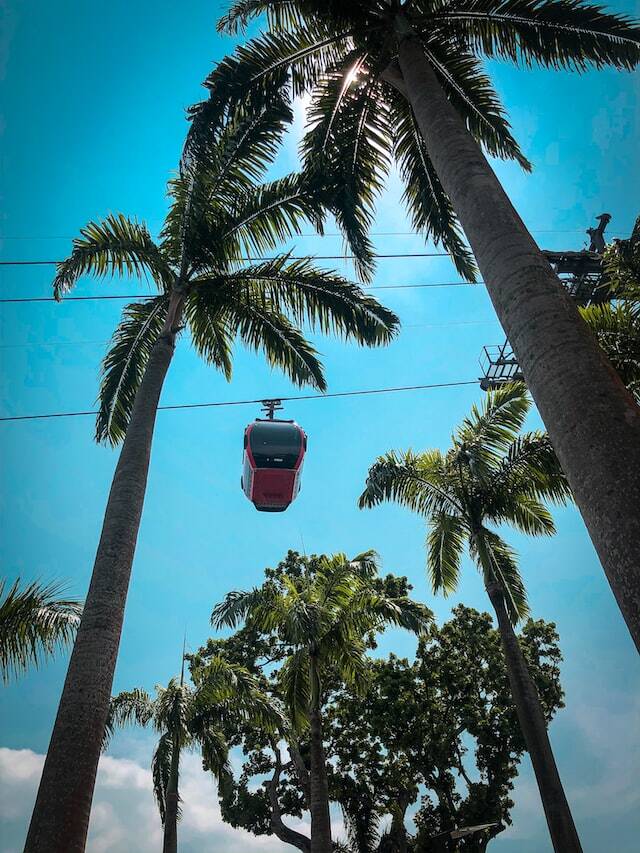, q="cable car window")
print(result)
[249,422,302,469]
